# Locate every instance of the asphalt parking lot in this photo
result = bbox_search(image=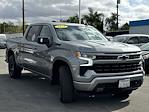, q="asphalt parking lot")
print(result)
[0,49,149,112]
